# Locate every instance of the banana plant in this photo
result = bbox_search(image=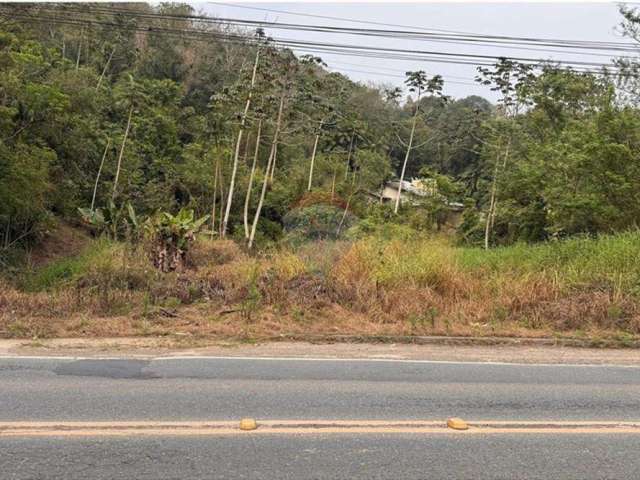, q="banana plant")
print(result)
[144,208,209,272]
[78,200,139,240]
